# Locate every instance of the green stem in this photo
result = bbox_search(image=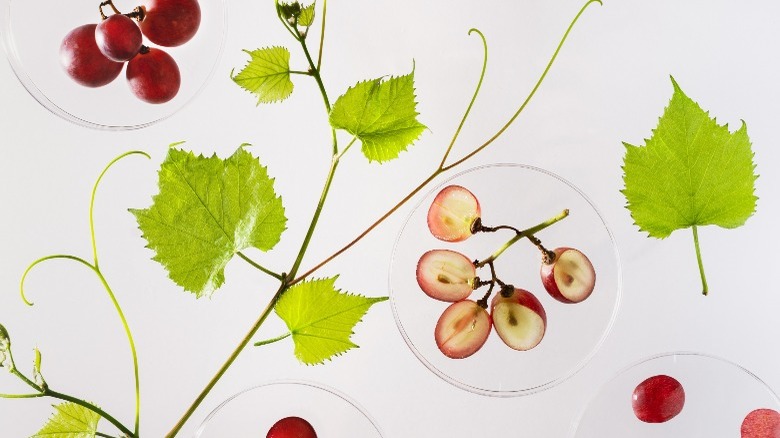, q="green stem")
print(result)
[316,0,328,71]
[46,389,135,438]
[0,392,44,399]
[254,332,291,347]
[692,225,709,296]
[442,0,602,172]
[290,70,312,75]
[20,254,94,306]
[474,209,569,268]
[335,136,358,161]
[439,28,488,169]
[90,151,151,269]
[164,283,287,438]
[96,433,120,438]
[237,252,283,281]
